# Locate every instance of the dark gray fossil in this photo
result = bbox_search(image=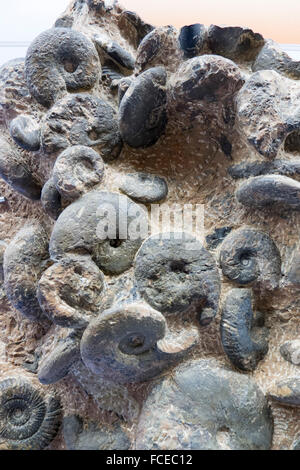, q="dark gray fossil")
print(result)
[219,228,281,289]
[135,359,273,450]
[178,24,207,58]
[0,378,61,450]
[228,159,300,179]
[134,232,220,326]
[119,66,167,148]
[3,223,49,322]
[119,172,168,203]
[52,145,105,200]
[253,40,300,80]
[81,301,198,384]
[236,175,300,211]
[220,288,269,371]
[49,191,148,275]
[41,178,62,220]
[25,28,100,107]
